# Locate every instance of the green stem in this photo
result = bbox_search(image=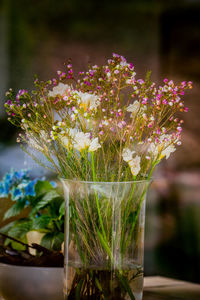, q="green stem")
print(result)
[124,175,152,251]
[91,152,108,248]
[120,179,136,255]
